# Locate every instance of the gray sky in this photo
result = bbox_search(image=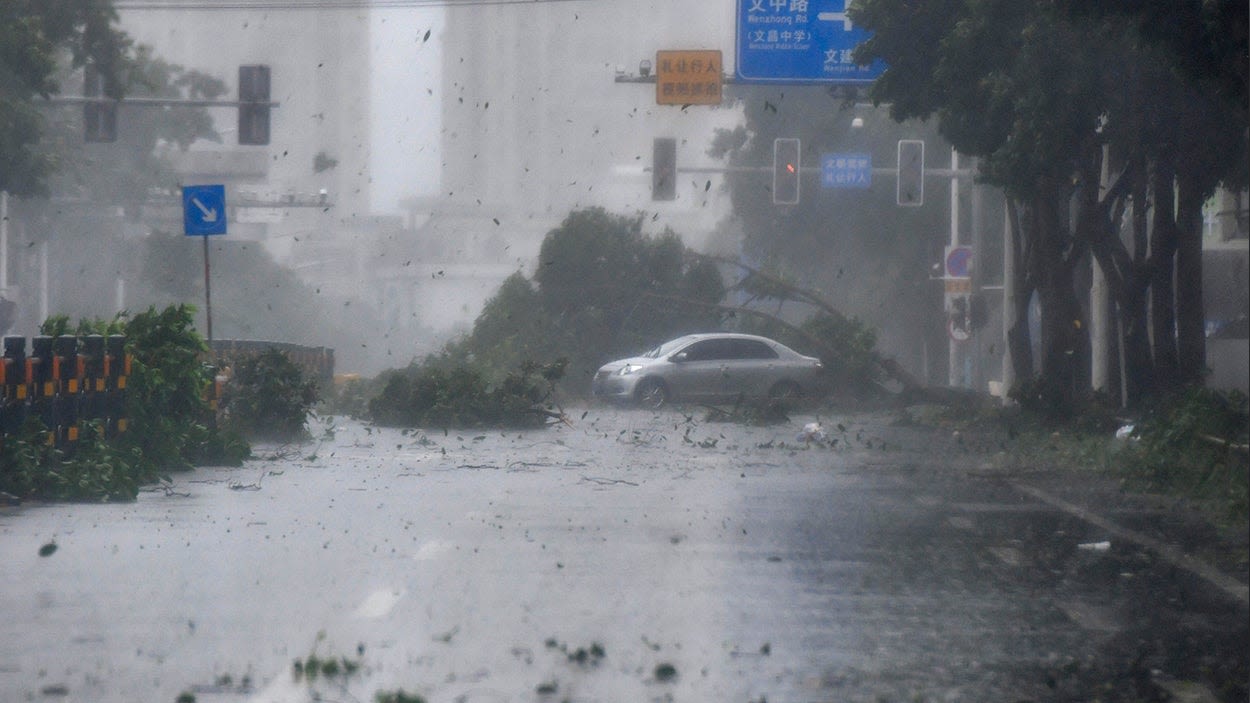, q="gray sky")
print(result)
[370,7,445,214]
